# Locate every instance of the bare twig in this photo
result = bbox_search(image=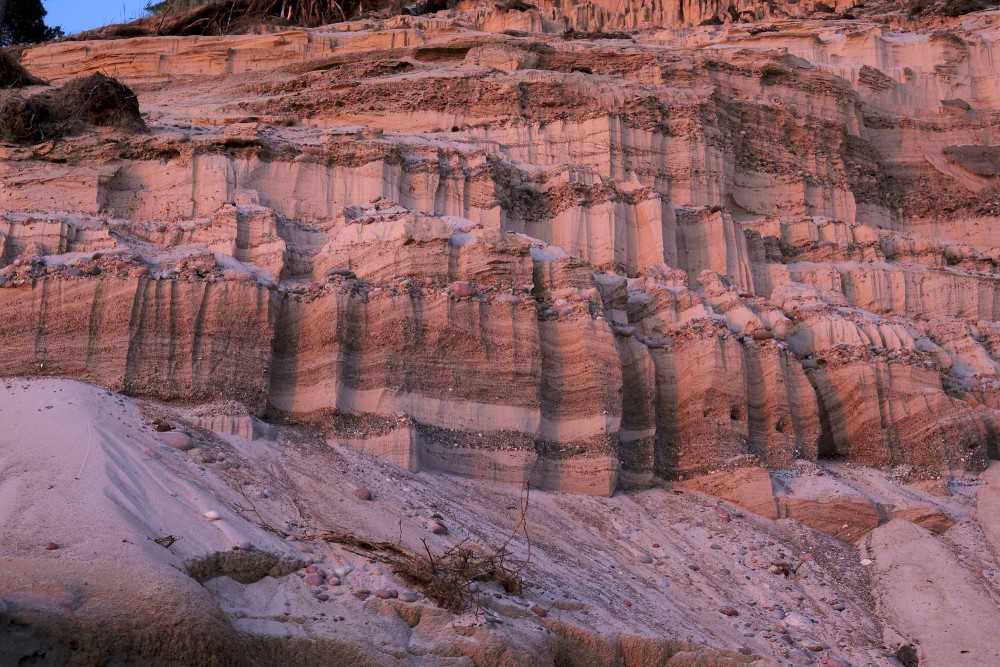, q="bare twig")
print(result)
[152,534,181,548]
[233,485,290,536]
